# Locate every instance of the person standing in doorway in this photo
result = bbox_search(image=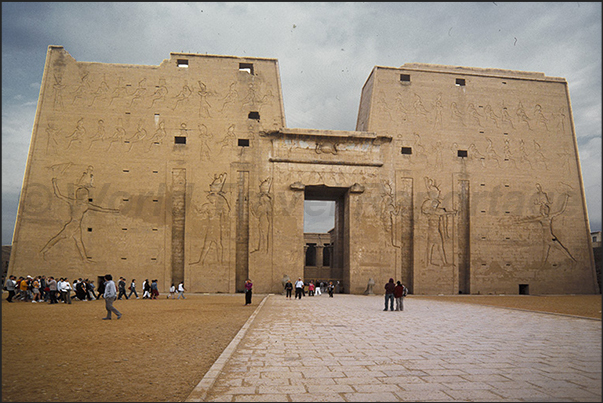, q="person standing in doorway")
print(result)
[294,278,304,299]
[384,278,395,311]
[177,281,186,299]
[244,279,253,305]
[102,274,122,320]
